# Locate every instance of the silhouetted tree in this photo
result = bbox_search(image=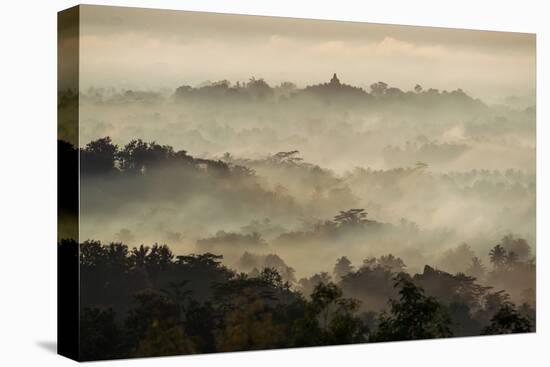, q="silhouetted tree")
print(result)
[489,245,508,269]
[334,209,367,227]
[263,254,296,283]
[333,256,354,281]
[499,234,531,261]
[183,300,218,353]
[293,282,366,346]
[81,137,118,175]
[124,288,196,357]
[80,307,122,361]
[378,254,406,273]
[482,304,532,334]
[370,81,388,97]
[370,276,453,341]
[340,260,398,311]
[118,139,178,173]
[145,244,174,276]
[134,321,195,357]
[270,150,303,165]
[129,245,150,269]
[414,265,489,310]
[246,77,273,101]
[298,272,332,297]
[215,287,285,352]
